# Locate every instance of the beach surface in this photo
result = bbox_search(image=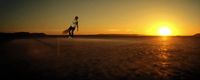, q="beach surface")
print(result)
[1,37,200,80]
